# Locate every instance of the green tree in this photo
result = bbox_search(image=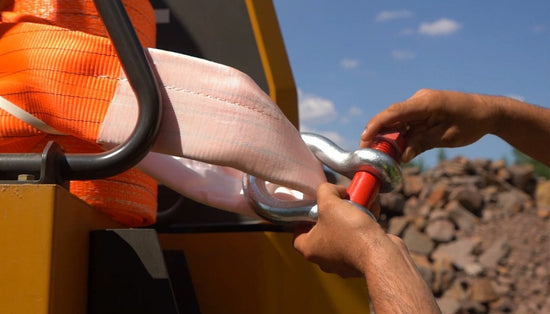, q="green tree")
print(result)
[402,156,424,173]
[512,148,550,179]
[437,148,448,162]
